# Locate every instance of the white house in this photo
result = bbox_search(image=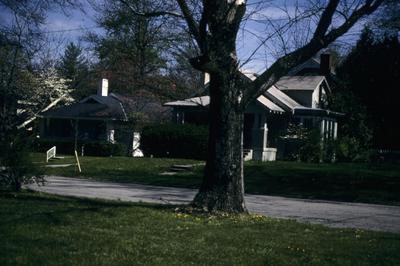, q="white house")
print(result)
[164,54,343,161]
